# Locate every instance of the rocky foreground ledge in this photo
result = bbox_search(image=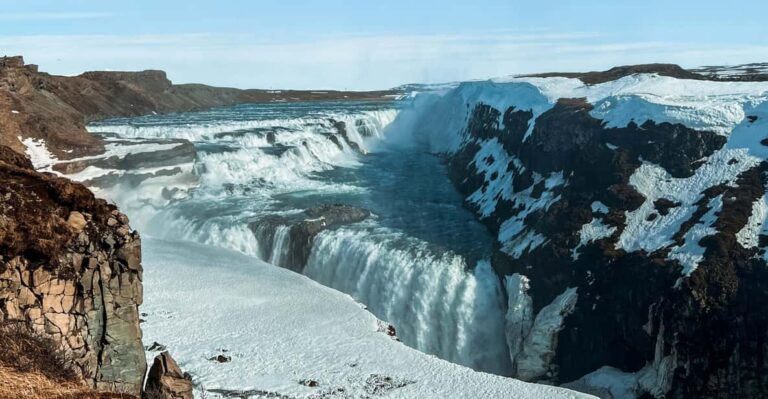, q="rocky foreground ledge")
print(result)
[0,145,147,394]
